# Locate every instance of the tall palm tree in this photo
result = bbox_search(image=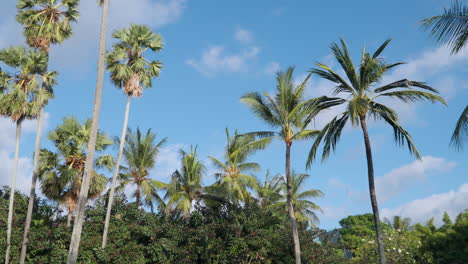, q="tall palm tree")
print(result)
[68,1,108,263]
[39,117,113,226]
[102,24,163,249]
[207,128,270,204]
[272,172,323,228]
[0,46,55,264]
[241,67,339,264]
[421,0,468,150]
[165,146,205,219]
[113,128,167,212]
[306,39,446,264]
[16,1,79,262]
